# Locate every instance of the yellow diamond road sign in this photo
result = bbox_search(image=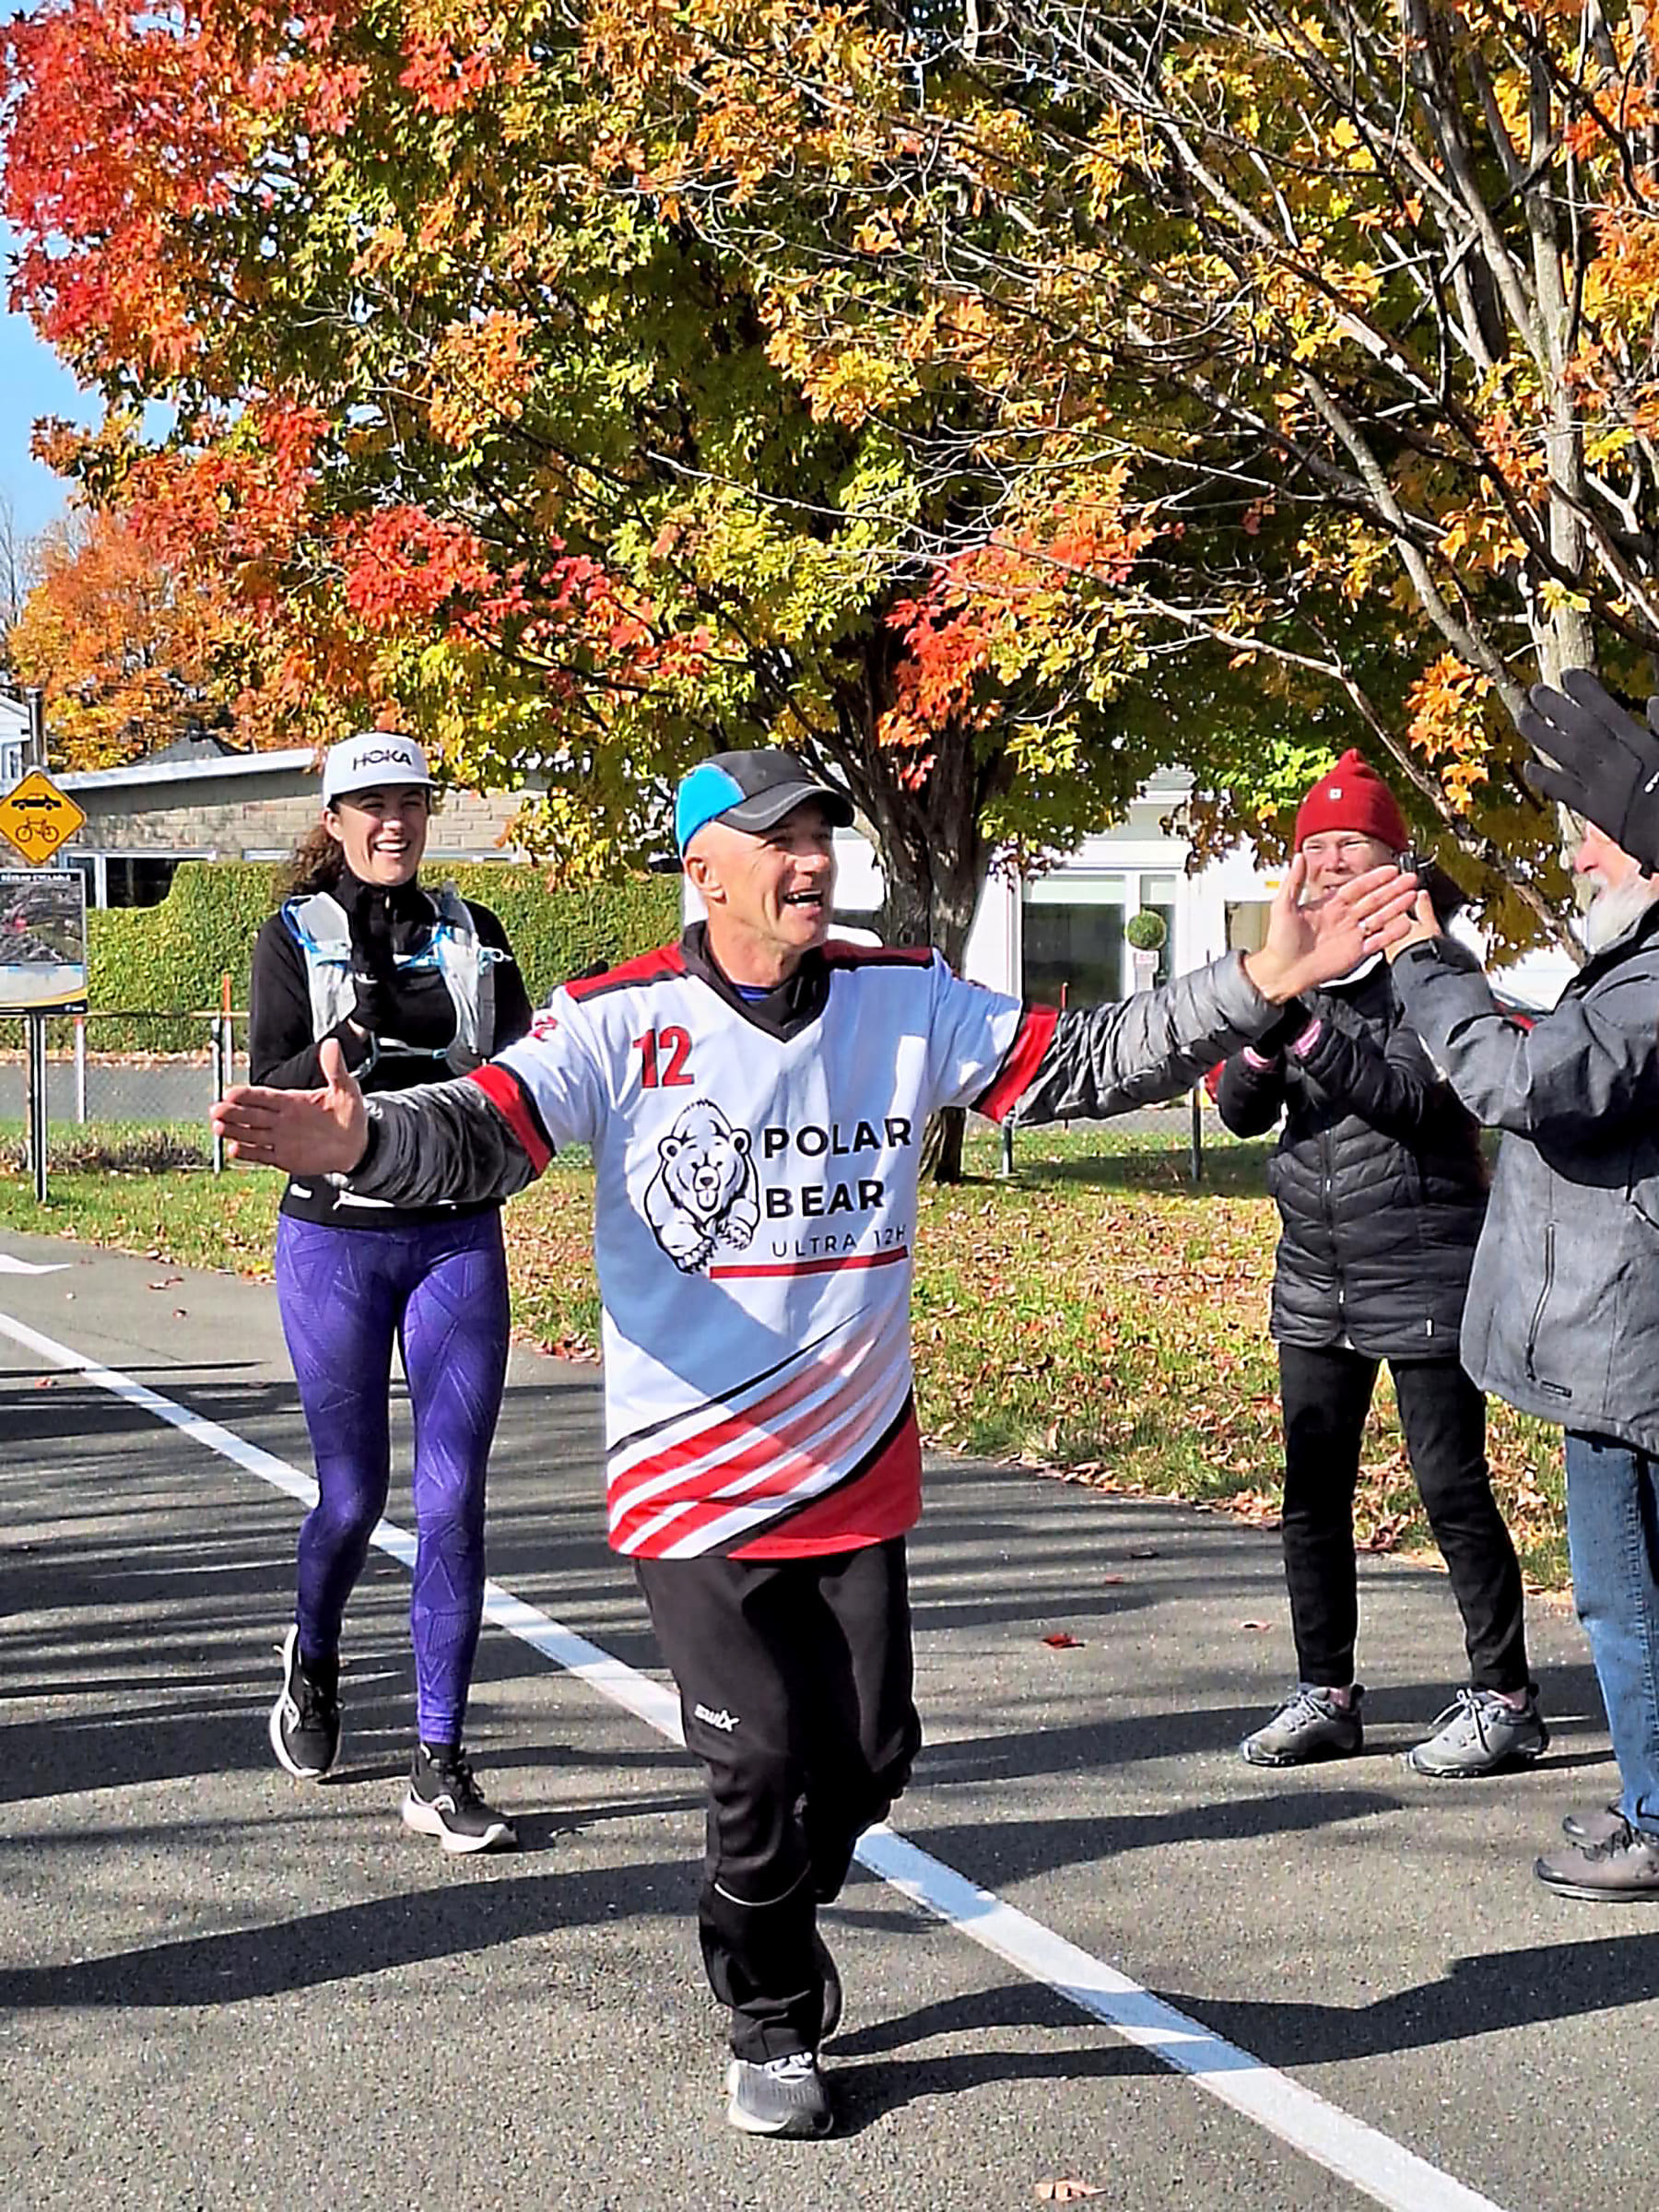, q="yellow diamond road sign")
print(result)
[0,771,86,865]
